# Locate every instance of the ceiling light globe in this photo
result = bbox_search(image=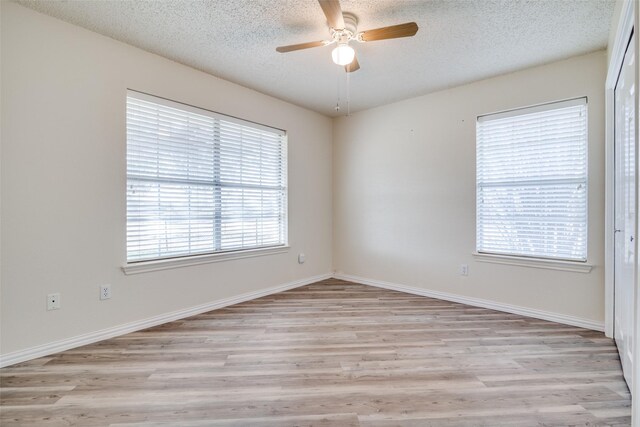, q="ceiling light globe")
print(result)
[332,44,355,66]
